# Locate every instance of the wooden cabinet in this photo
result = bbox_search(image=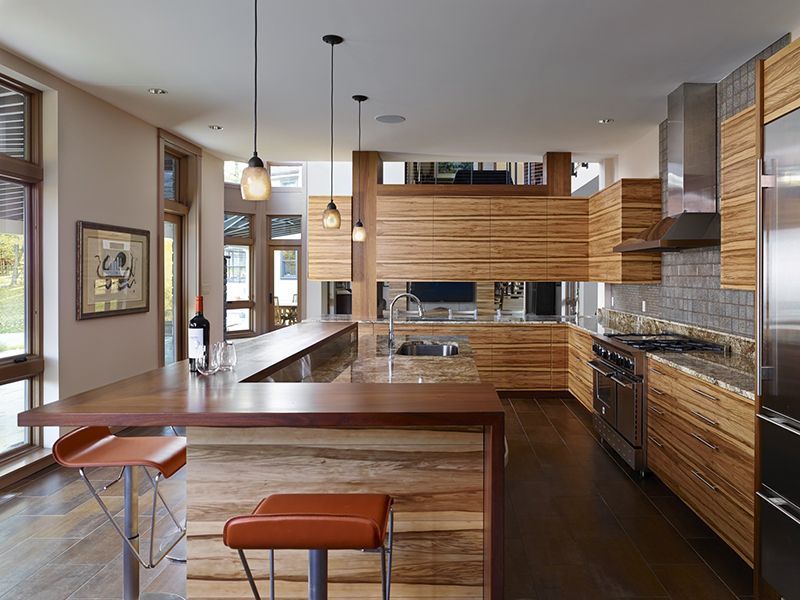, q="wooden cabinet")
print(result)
[550,325,569,390]
[588,179,662,284]
[547,198,589,281]
[763,37,800,124]
[567,326,594,411]
[431,324,493,381]
[491,325,555,390]
[490,197,548,280]
[307,195,352,280]
[646,360,755,565]
[432,197,492,280]
[376,196,433,280]
[720,106,757,290]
